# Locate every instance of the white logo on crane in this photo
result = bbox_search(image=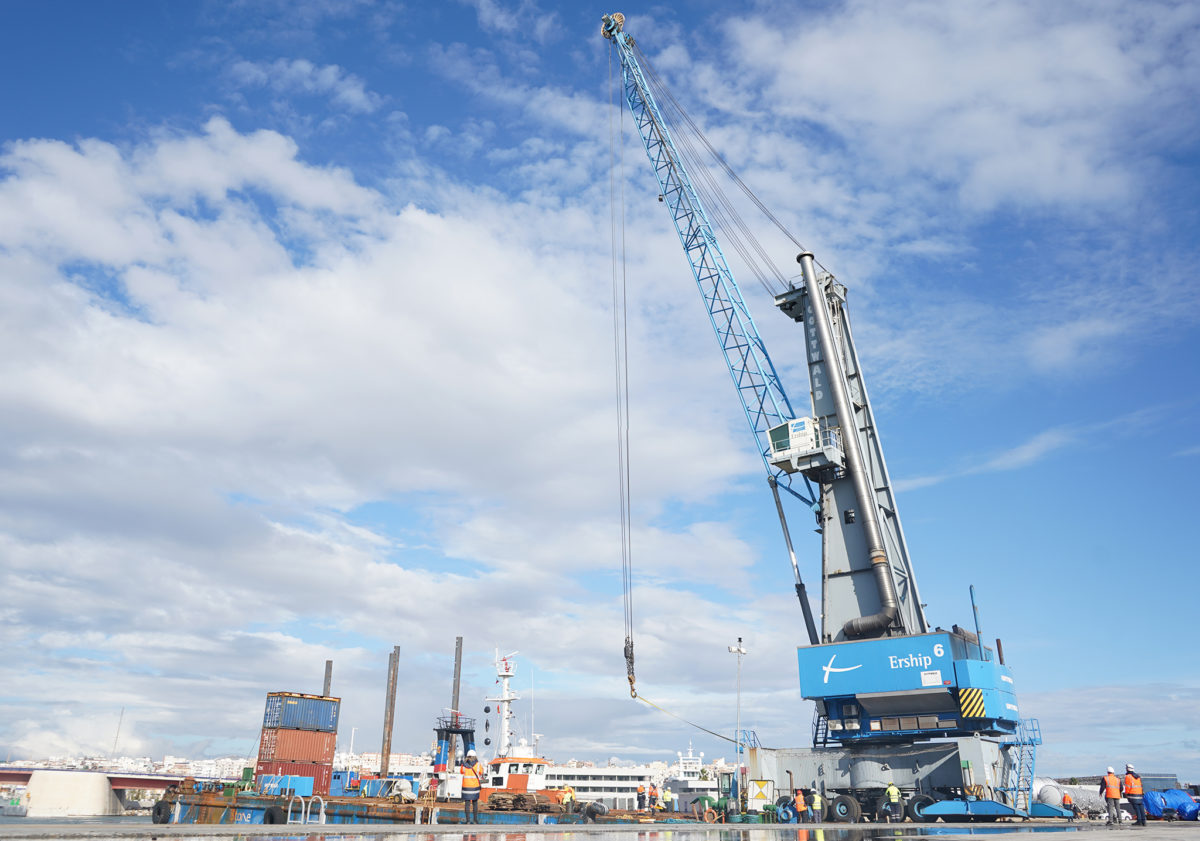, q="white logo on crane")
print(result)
[822,654,863,684]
